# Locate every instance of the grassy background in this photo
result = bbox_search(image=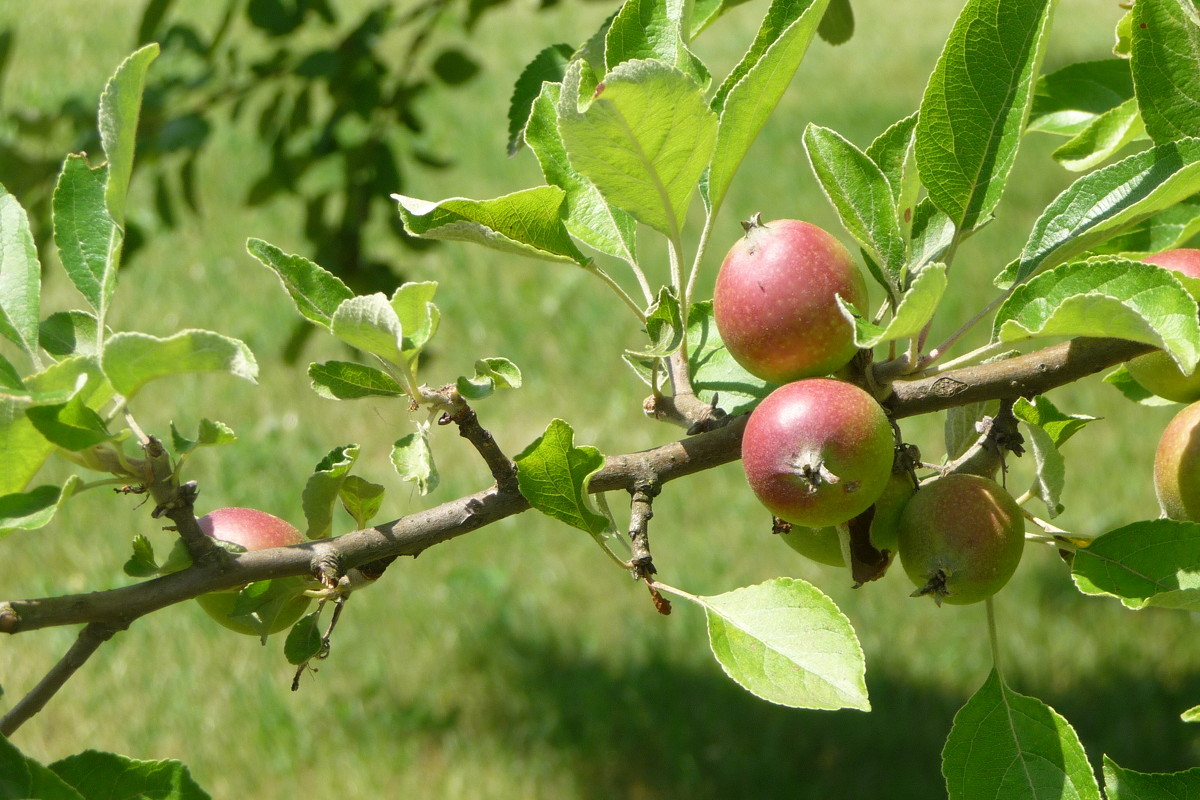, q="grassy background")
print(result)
[2,1,1199,797]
